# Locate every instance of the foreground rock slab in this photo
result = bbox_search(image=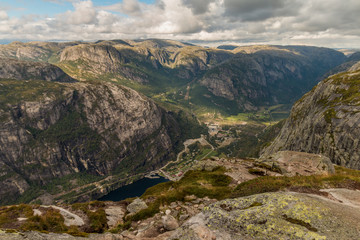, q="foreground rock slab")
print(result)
[0,231,124,240]
[170,192,360,240]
